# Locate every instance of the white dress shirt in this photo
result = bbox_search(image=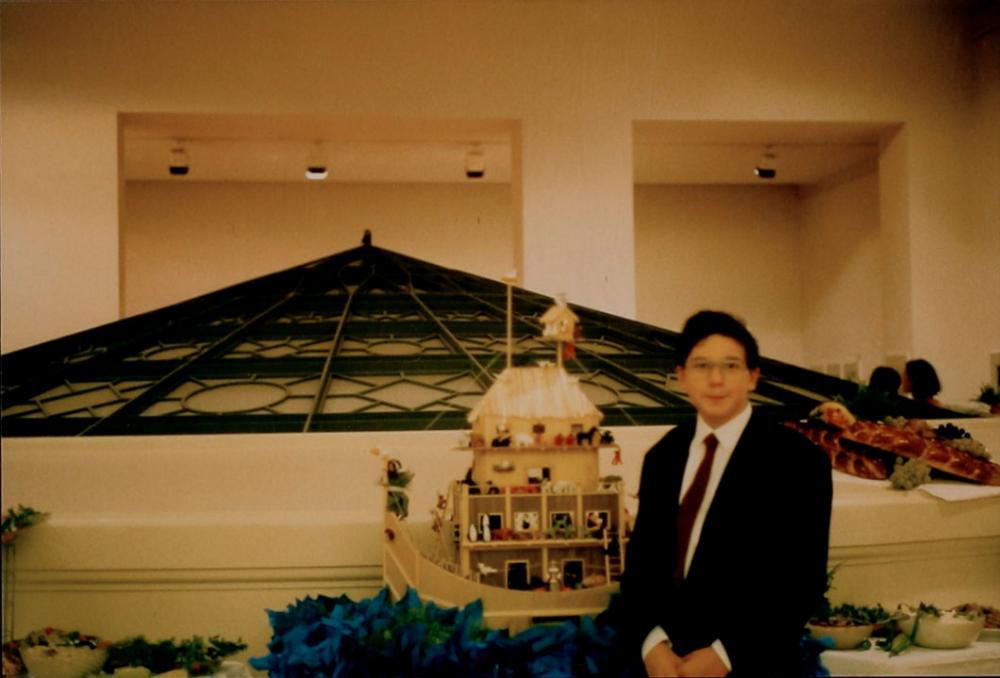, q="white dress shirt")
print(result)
[640,404,754,670]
